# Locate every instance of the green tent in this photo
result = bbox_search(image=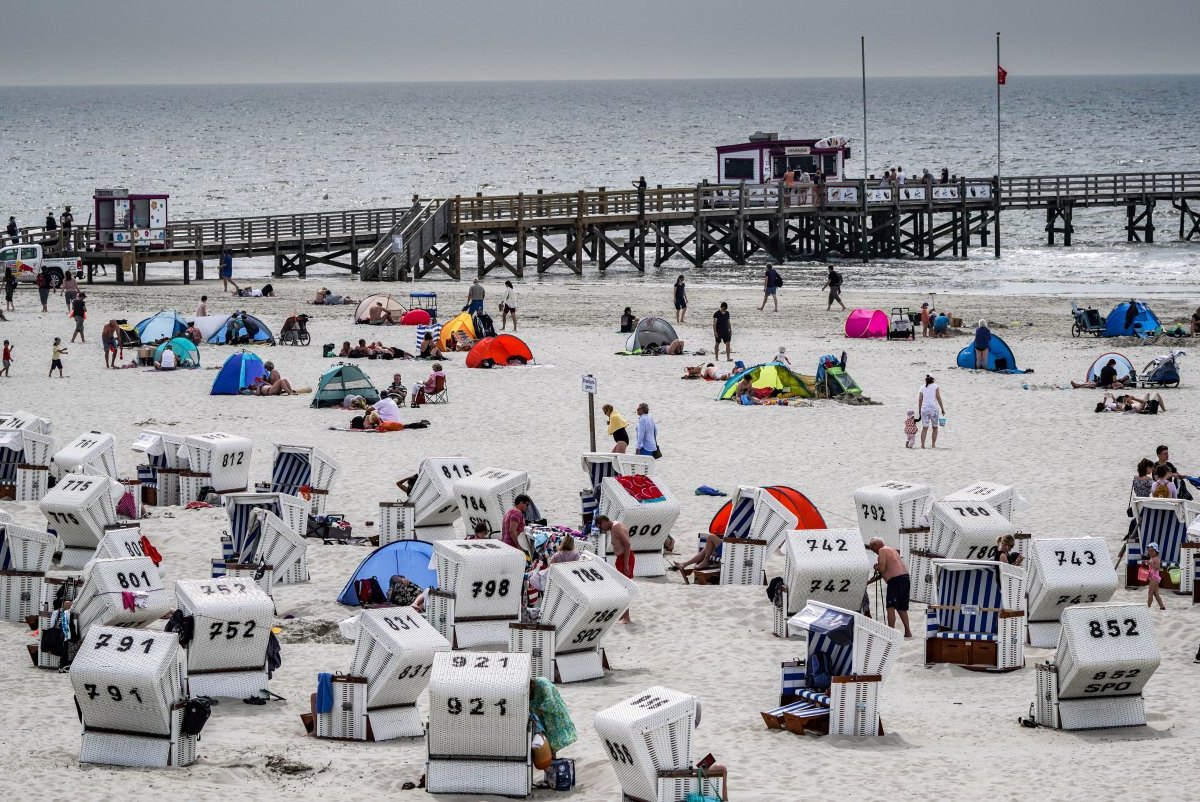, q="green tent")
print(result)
[154,337,200,368]
[312,363,380,408]
[718,361,813,400]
